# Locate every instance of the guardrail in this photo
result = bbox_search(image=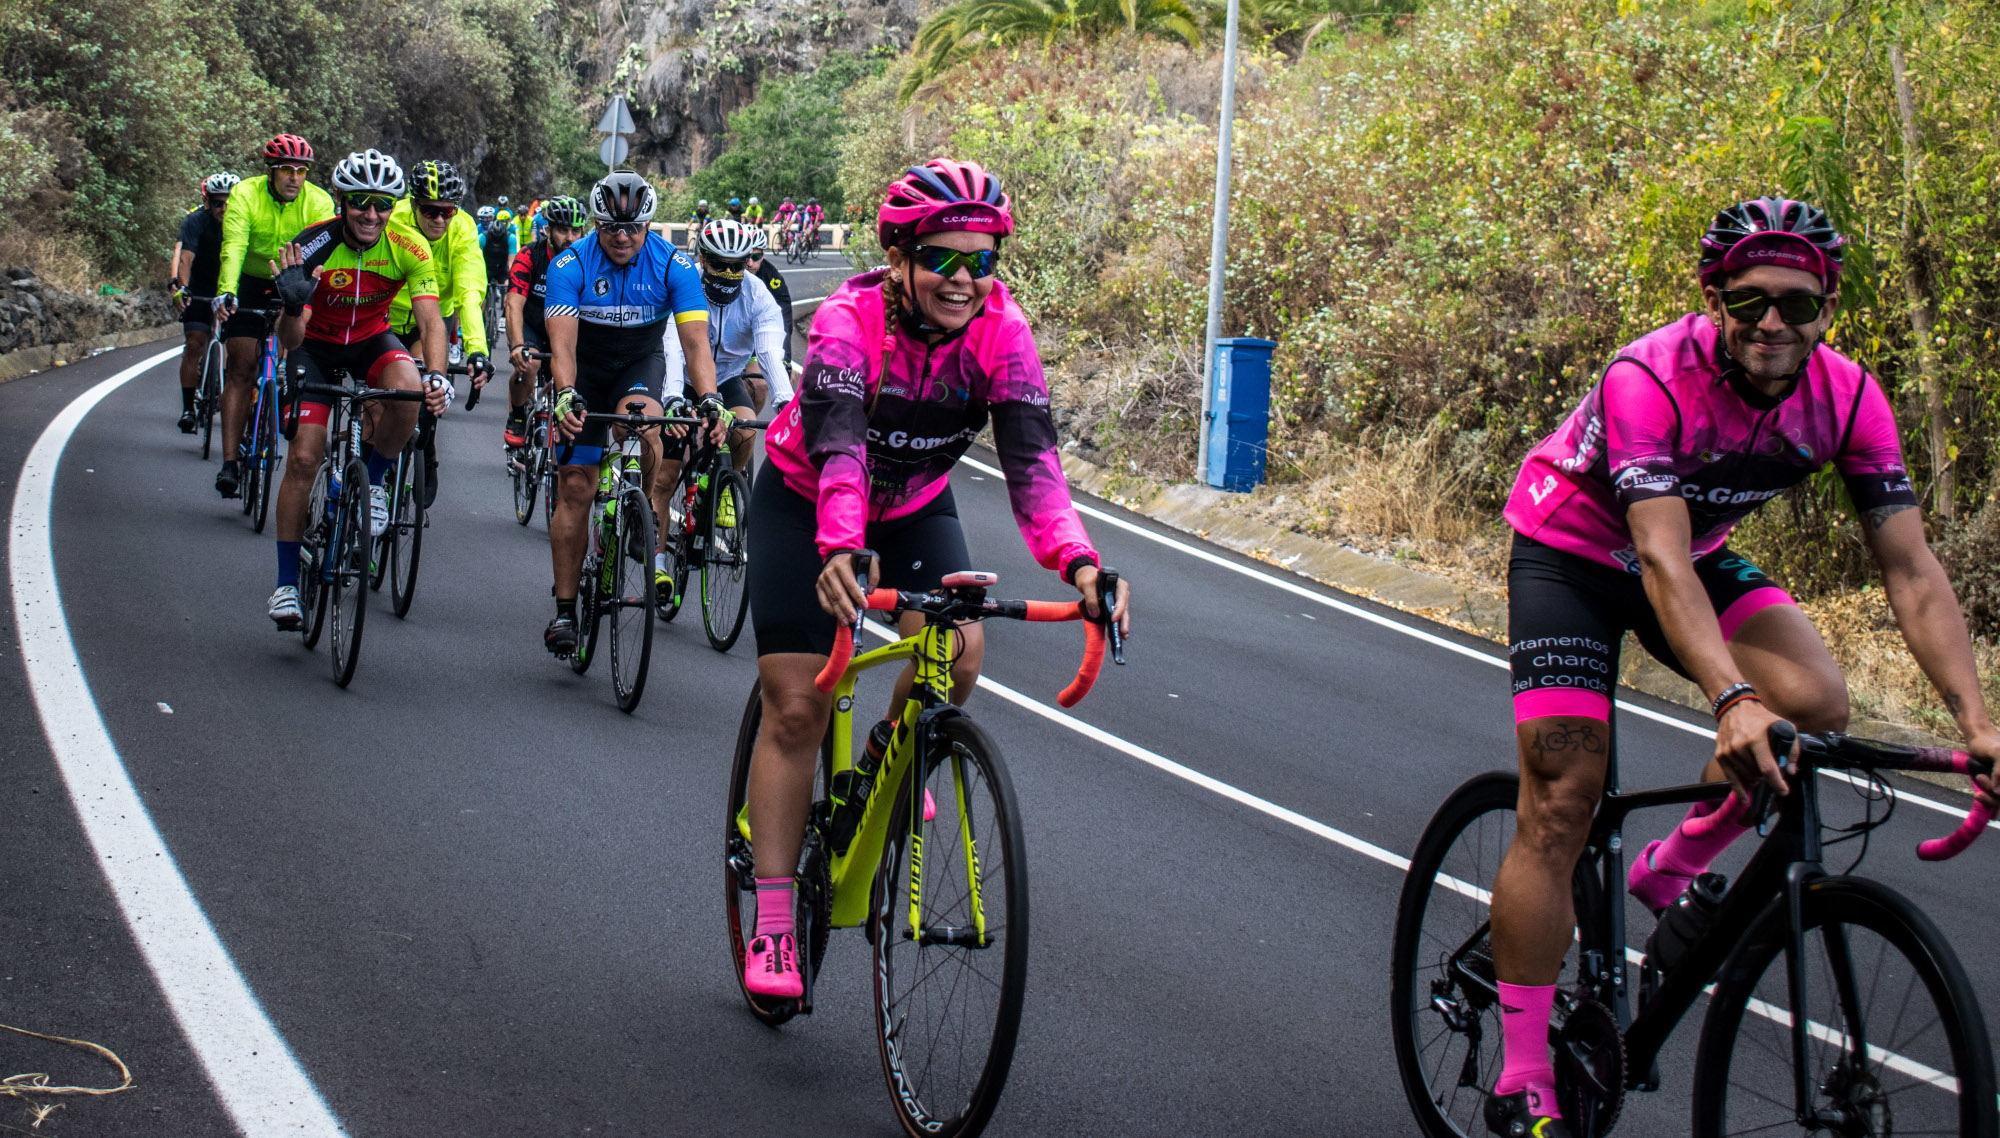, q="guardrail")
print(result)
[653,222,850,252]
